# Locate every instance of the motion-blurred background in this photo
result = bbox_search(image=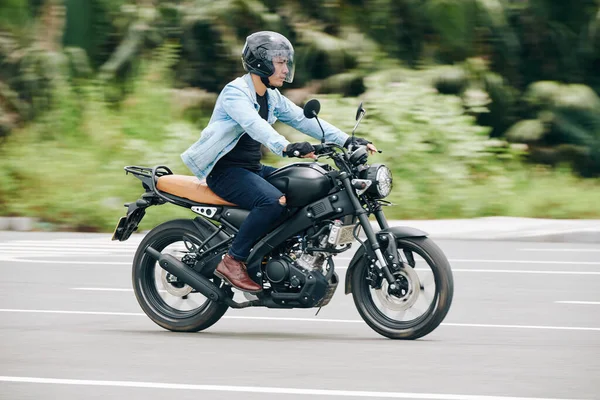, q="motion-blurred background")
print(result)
[1,0,599,231]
